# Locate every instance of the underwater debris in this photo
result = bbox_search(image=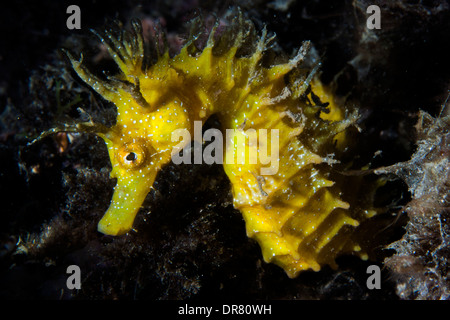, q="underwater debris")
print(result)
[376,110,450,299]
